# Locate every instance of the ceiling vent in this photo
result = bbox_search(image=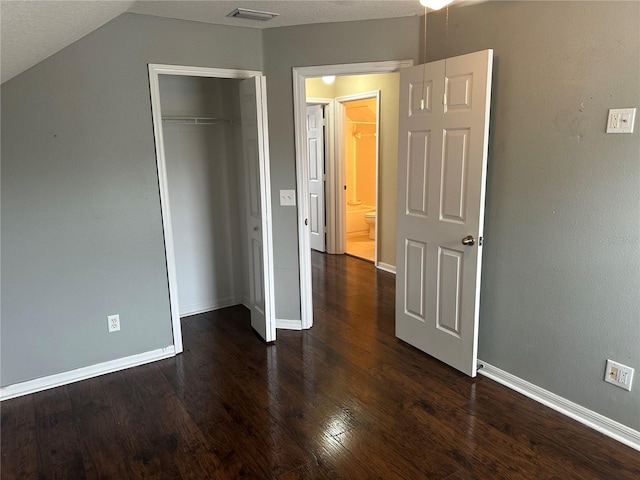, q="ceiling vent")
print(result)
[226,8,279,21]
